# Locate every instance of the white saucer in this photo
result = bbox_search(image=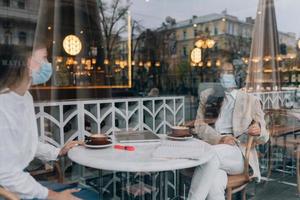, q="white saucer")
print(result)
[85,143,113,149]
[166,135,193,141]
